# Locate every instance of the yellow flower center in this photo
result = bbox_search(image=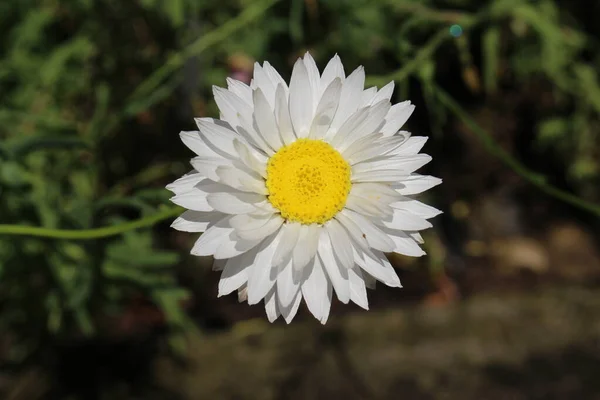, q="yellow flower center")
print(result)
[266,139,351,225]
